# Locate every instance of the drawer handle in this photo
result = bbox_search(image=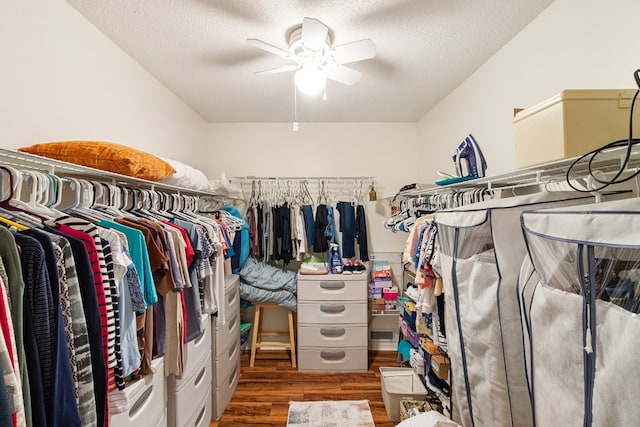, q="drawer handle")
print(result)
[320,281,345,290]
[194,366,207,387]
[320,304,345,313]
[228,313,238,330]
[320,350,346,361]
[320,327,346,337]
[195,404,206,426]
[128,385,153,417]
[229,366,239,386]
[228,288,238,303]
[228,343,238,359]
